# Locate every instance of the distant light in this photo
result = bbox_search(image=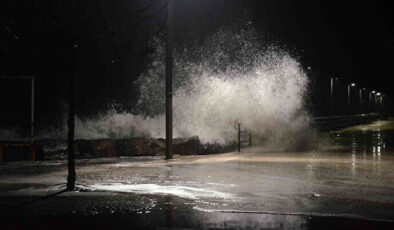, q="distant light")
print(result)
[307,66,312,70]
[351,83,356,87]
[377,93,381,96]
[372,91,376,93]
